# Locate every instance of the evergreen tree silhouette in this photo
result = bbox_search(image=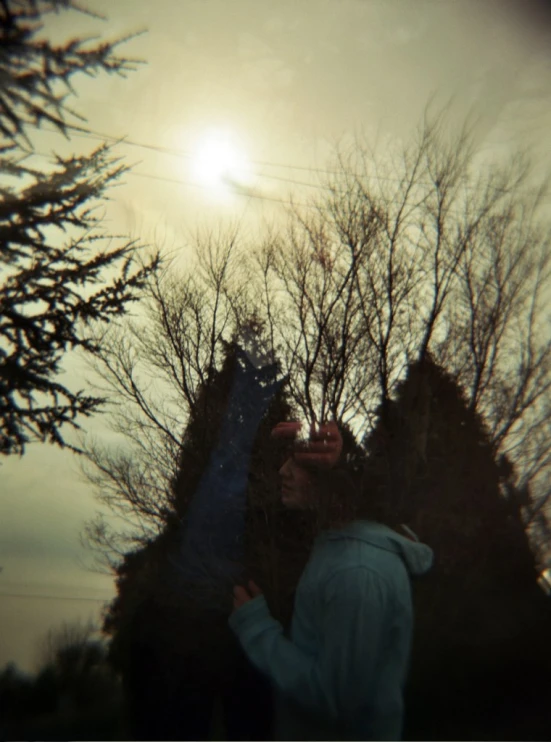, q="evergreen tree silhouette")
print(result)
[103,339,301,740]
[360,352,551,740]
